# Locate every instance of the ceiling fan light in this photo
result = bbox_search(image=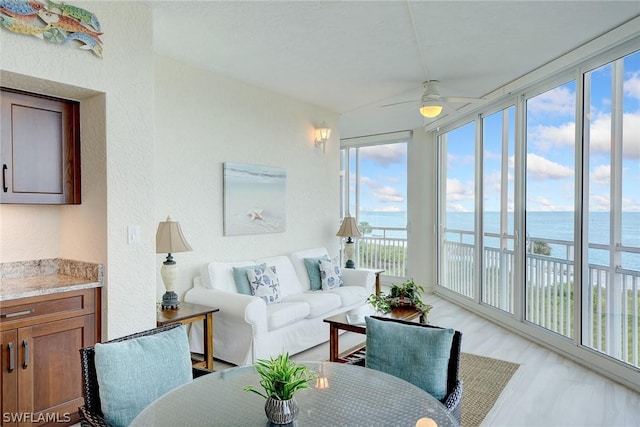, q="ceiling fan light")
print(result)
[420,102,443,118]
